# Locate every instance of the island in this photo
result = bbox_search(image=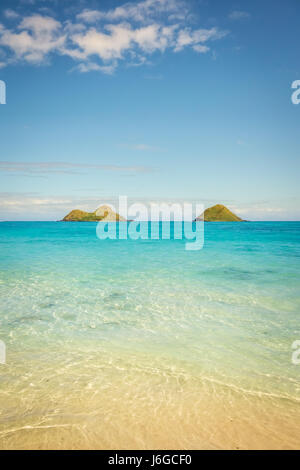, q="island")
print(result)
[62,203,244,222]
[62,205,126,222]
[194,204,244,222]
